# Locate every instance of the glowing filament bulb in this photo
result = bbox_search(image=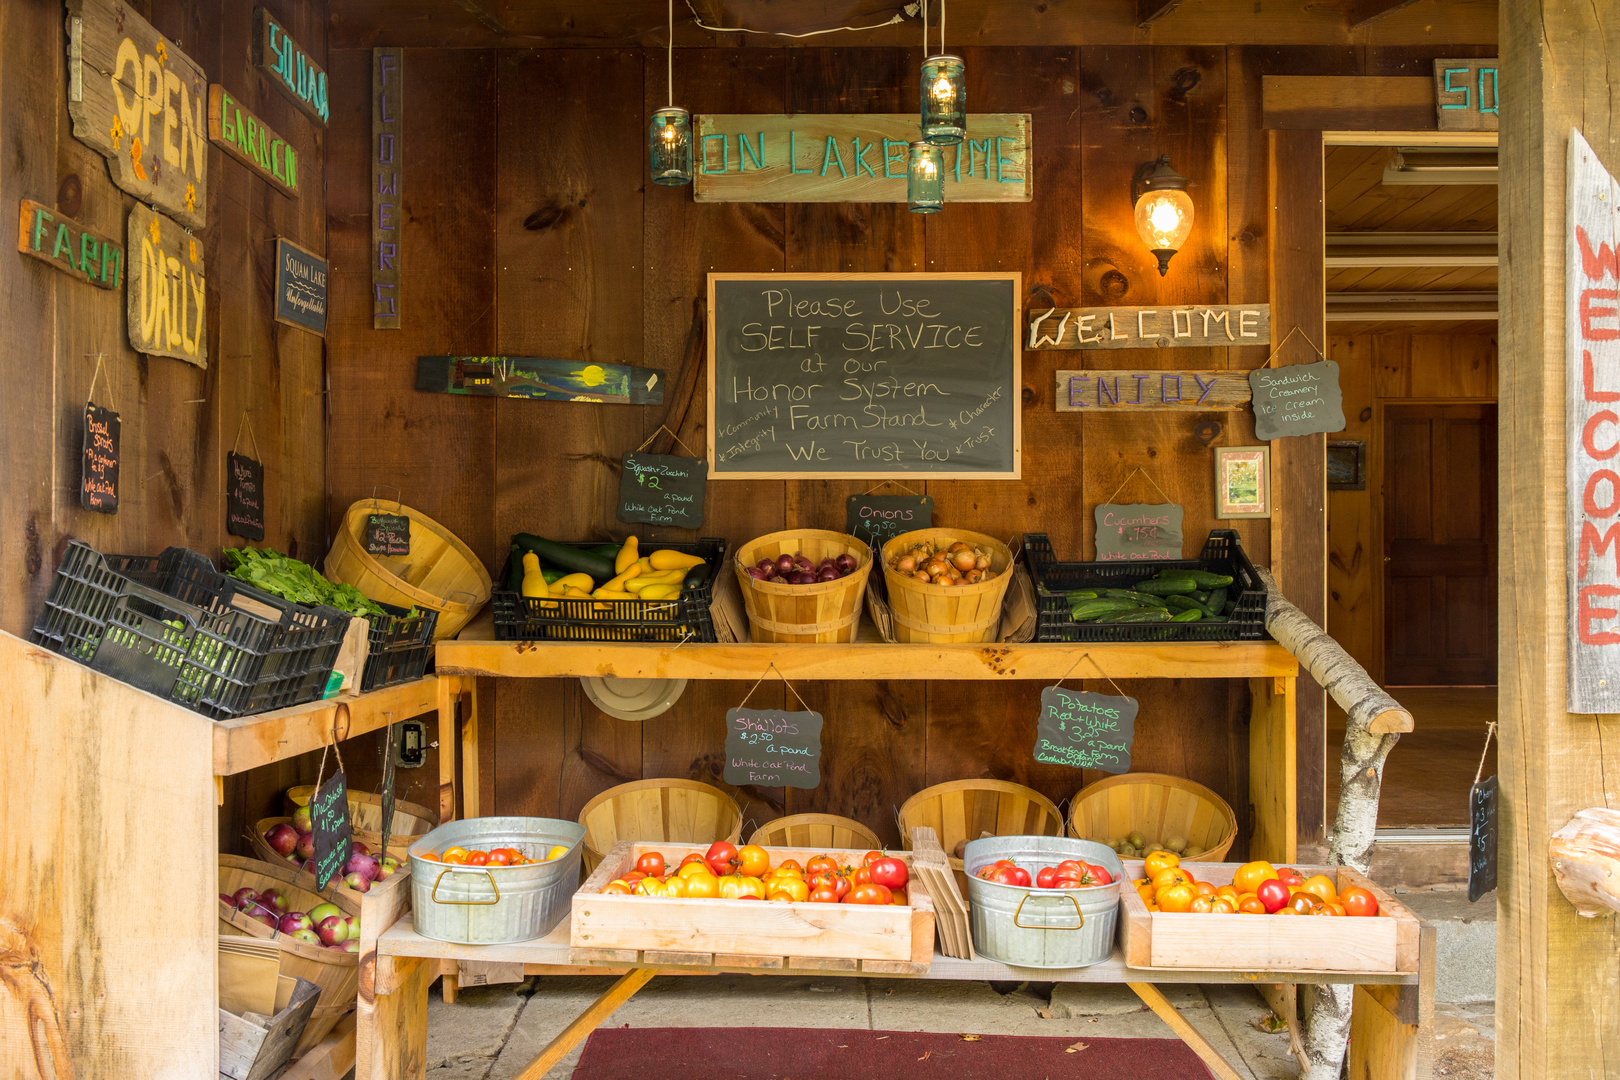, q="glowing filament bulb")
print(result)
[932,75,954,102]
[920,156,938,176]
